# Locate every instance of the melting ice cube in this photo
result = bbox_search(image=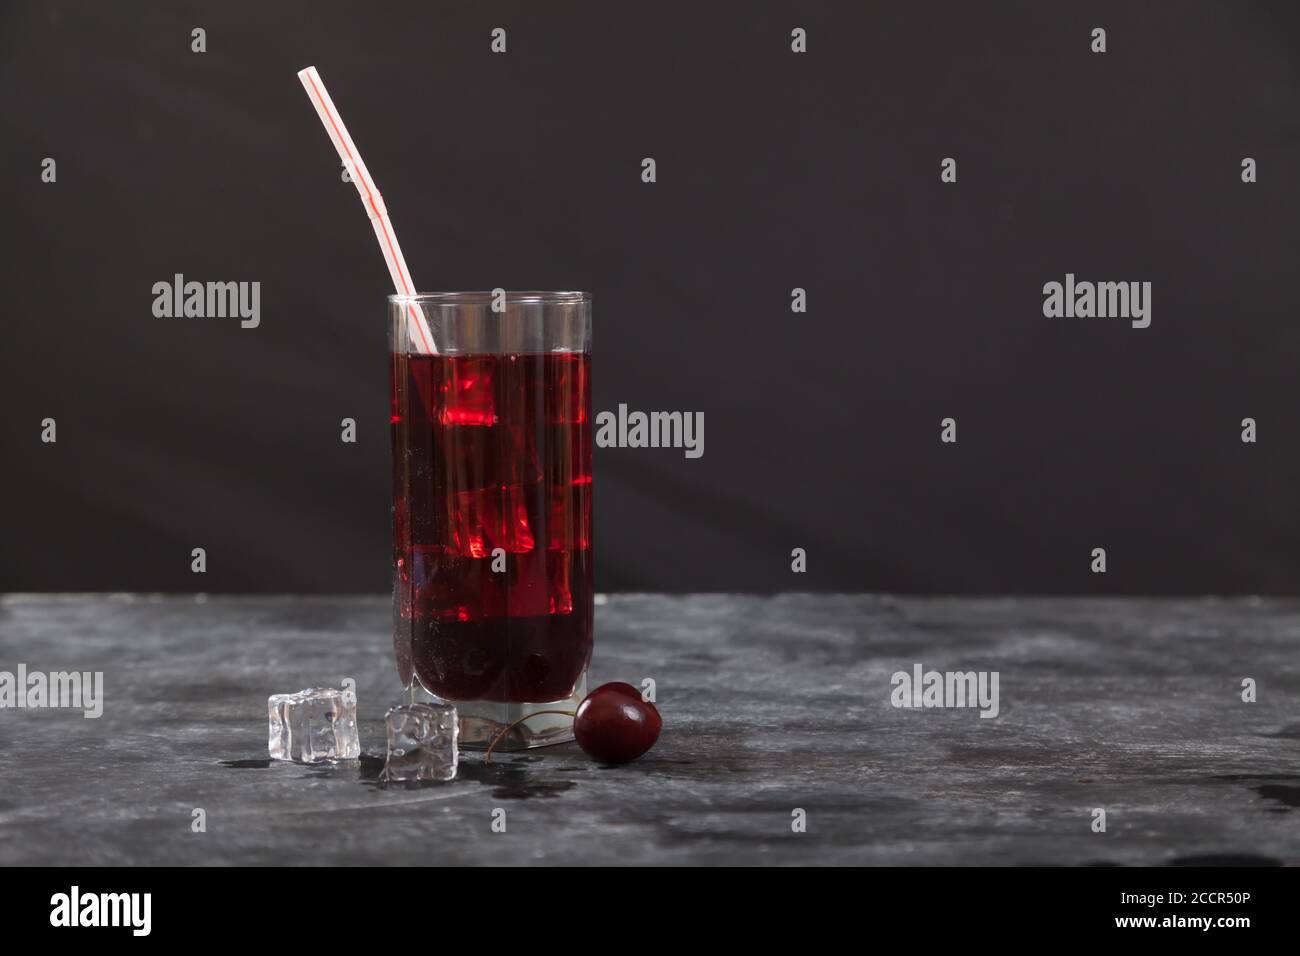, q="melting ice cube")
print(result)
[384,702,459,782]
[267,687,360,763]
